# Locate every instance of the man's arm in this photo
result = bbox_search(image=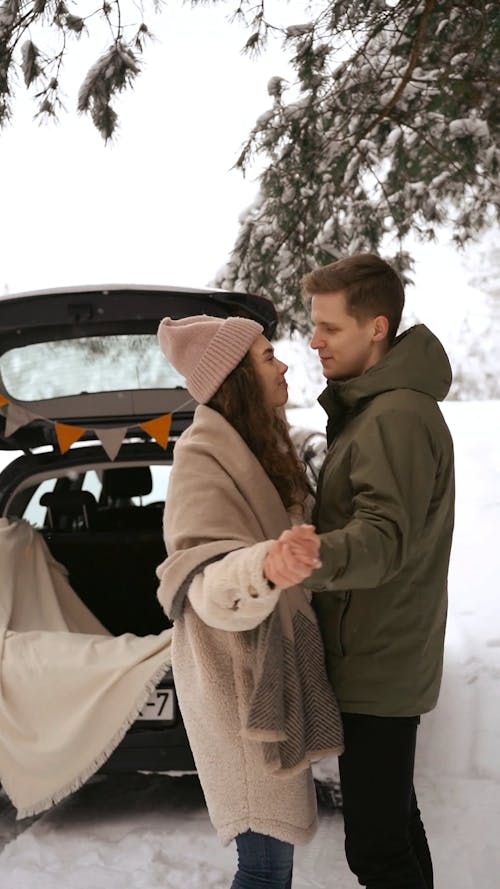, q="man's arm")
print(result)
[304,410,437,591]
